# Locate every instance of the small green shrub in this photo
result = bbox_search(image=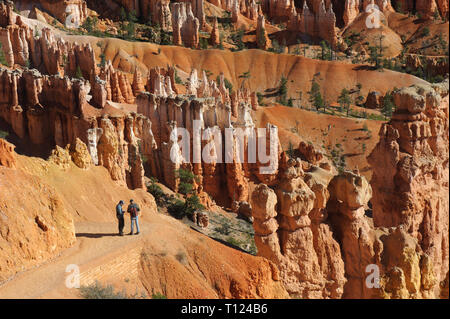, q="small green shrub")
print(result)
[215,223,231,235]
[152,292,167,299]
[147,178,166,206]
[226,236,242,248]
[167,199,186,219]
[79,281,128,299]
